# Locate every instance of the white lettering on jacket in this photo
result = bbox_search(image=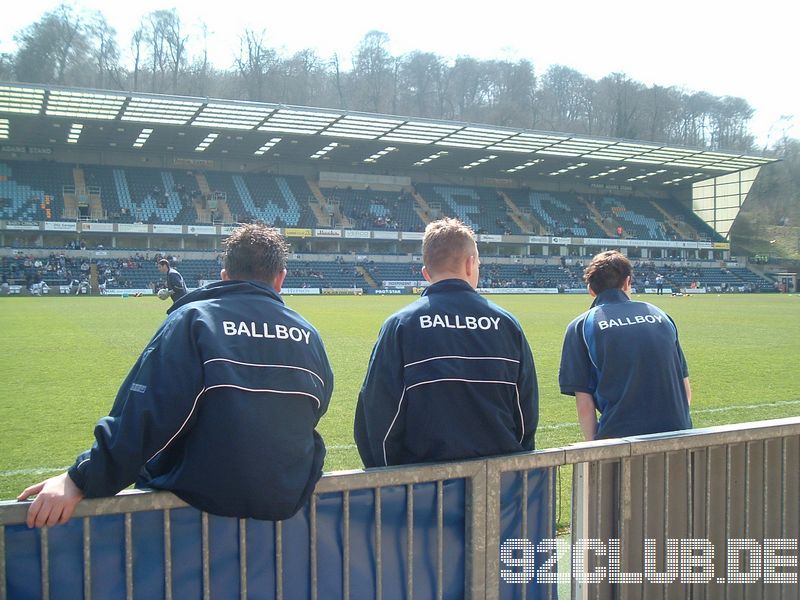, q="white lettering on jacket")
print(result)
[597,314,663,330]
[419,314,501,330]
[222,321,312,344]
